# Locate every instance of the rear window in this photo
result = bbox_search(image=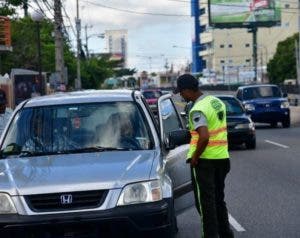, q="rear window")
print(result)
[243,86,282,100]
